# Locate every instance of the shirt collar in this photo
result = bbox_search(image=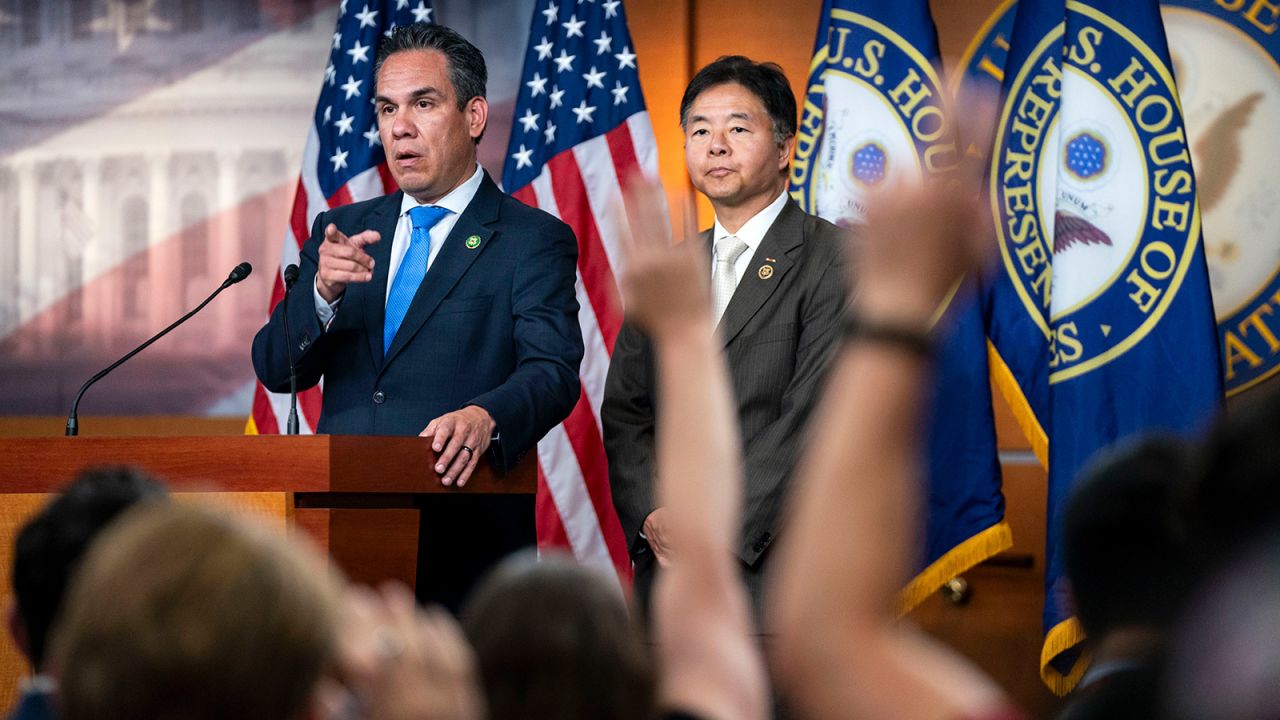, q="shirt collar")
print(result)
[712,190,790,254]
[399,163,485,219]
